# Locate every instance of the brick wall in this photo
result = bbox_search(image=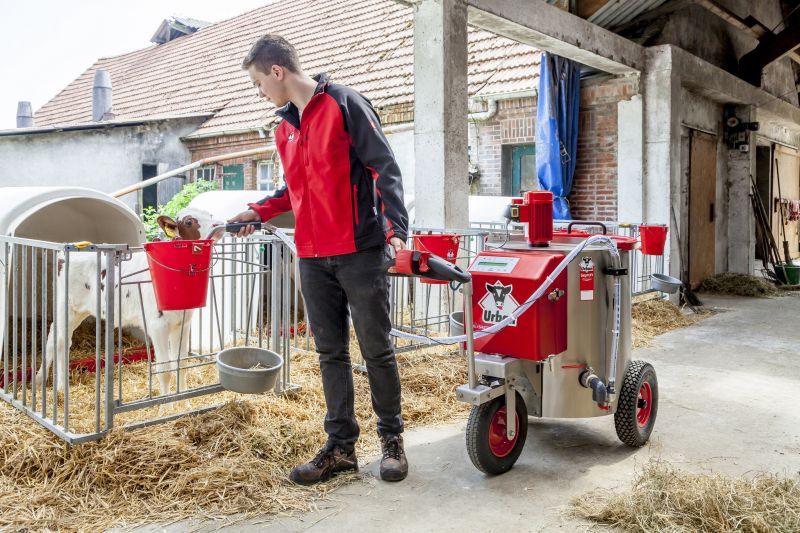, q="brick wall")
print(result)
[185,131,277,191]
[379,102,414,126]
[183,100,412,191]
[183,76,638,222]
[471,76,637,222]
[571,76,637,221]
[474,97,535,195]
